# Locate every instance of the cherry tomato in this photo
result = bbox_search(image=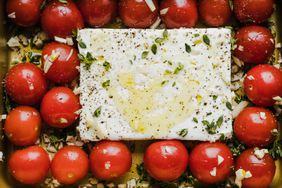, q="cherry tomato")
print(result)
[41,0,84,38]
[90,141,132,180]
[144,140,189,181]
[119,0,159,28]
[5,63,47,105]
[235,148,276,188]
[234,0,274,23]
[199,0,231,27]
[8,146,50,185]
[234,107,278,147]
[160,0,198,28]
[244,64,282,107]
[6,0,43,27]
[77,0,117,27]
[4,106,41,146]
[40,87,80,128]
[189,142,234,184]
[234,26,275,64]
[41,42,80,84]
[51,146,89,185]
